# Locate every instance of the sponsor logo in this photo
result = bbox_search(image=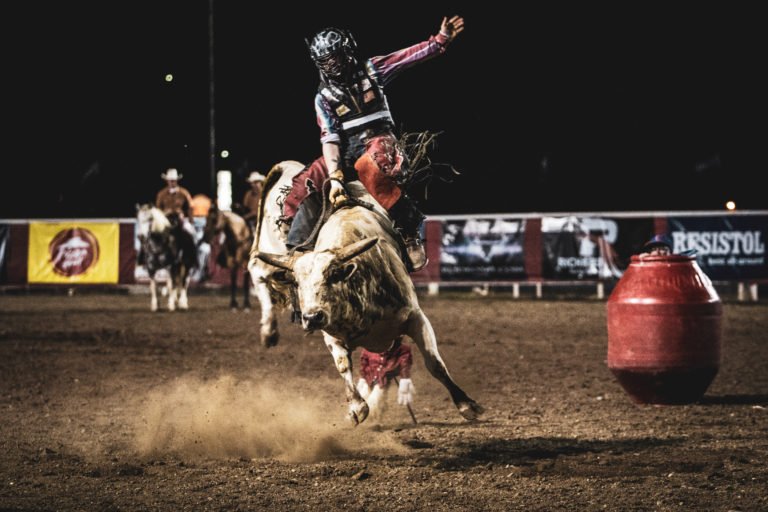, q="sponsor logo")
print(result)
[48,227,100,277]
[672,231,765,256]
